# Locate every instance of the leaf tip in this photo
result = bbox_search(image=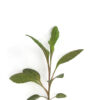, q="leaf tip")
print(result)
[78,49,84,53]
[80,49,84,51]
[53,26,58,29]
[26,34,30,37]
[9,76,12,81]
[9,75,17,83]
